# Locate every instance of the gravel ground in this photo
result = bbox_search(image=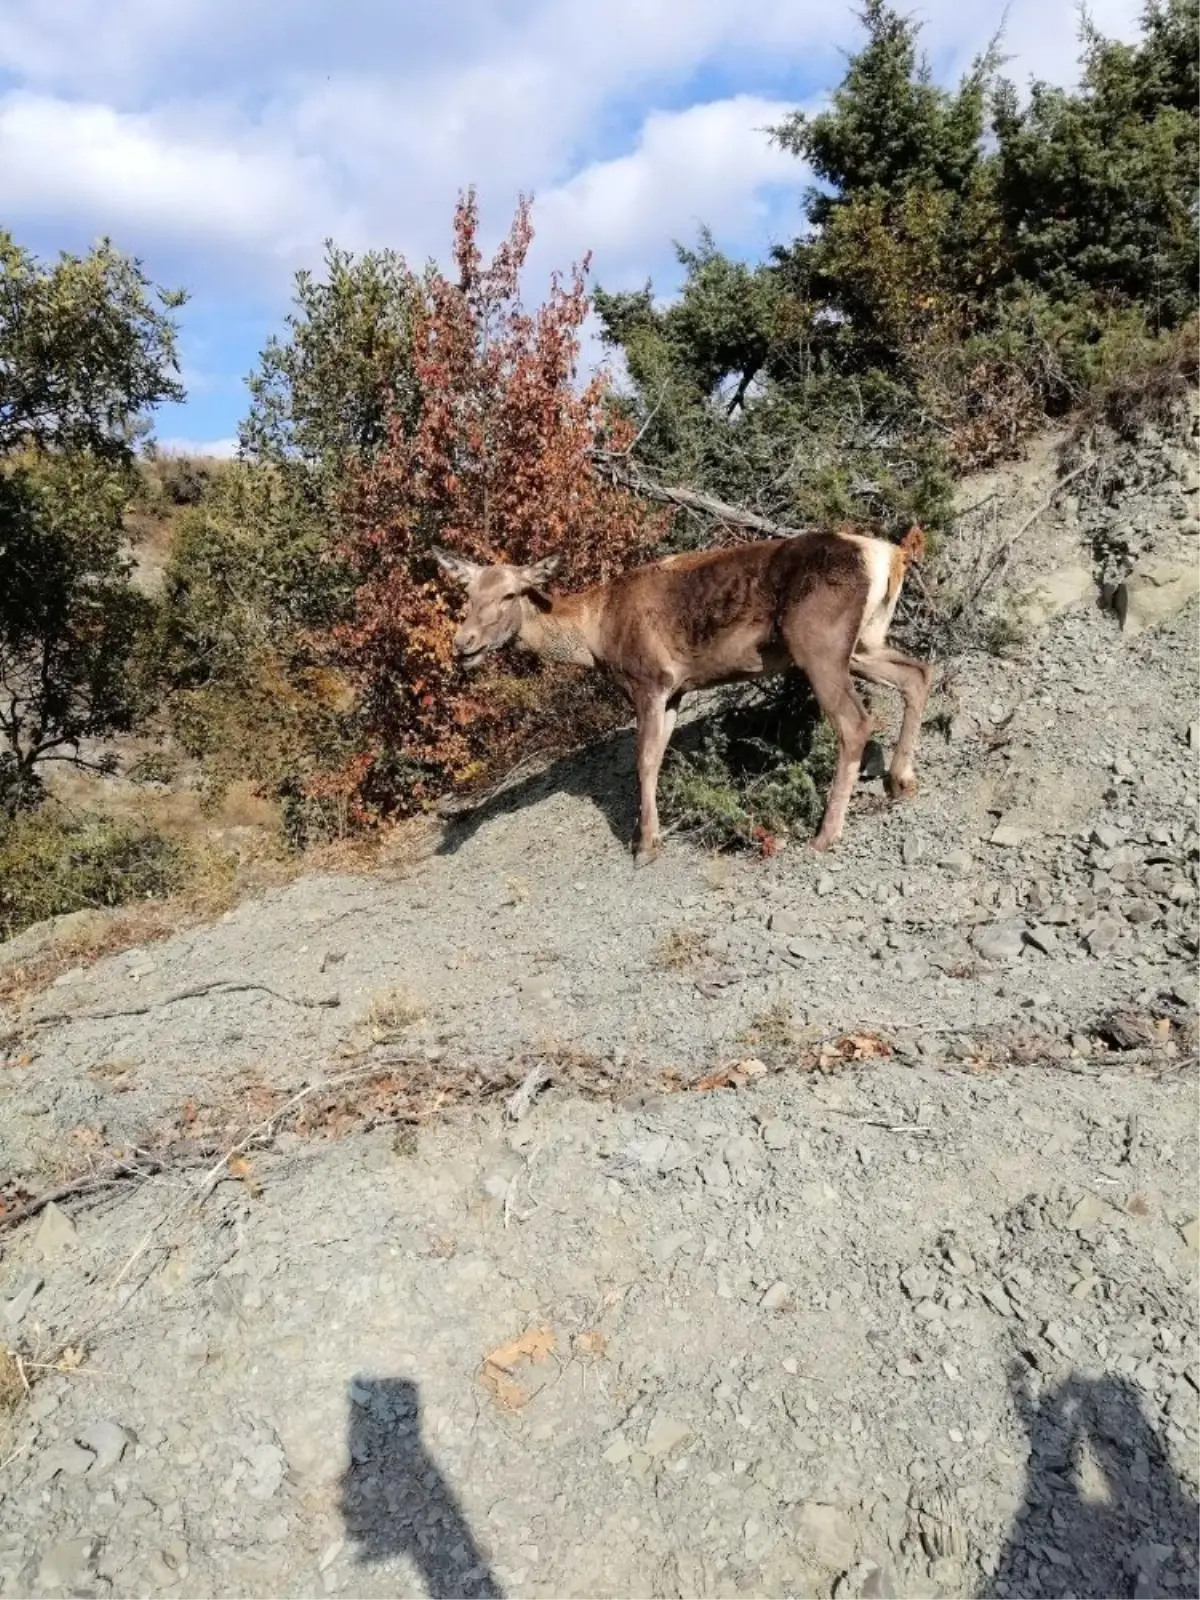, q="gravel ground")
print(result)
[0,422,1197,1598]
